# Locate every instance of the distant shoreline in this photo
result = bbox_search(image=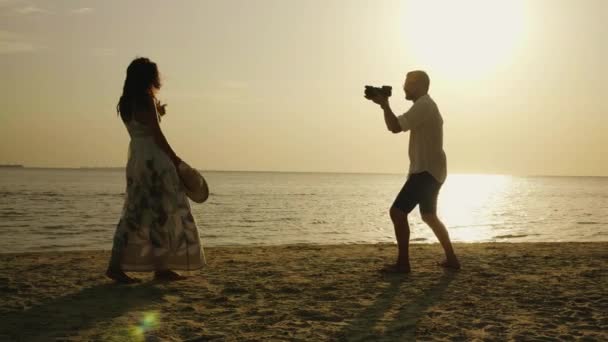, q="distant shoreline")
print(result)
[1,167,606,178]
